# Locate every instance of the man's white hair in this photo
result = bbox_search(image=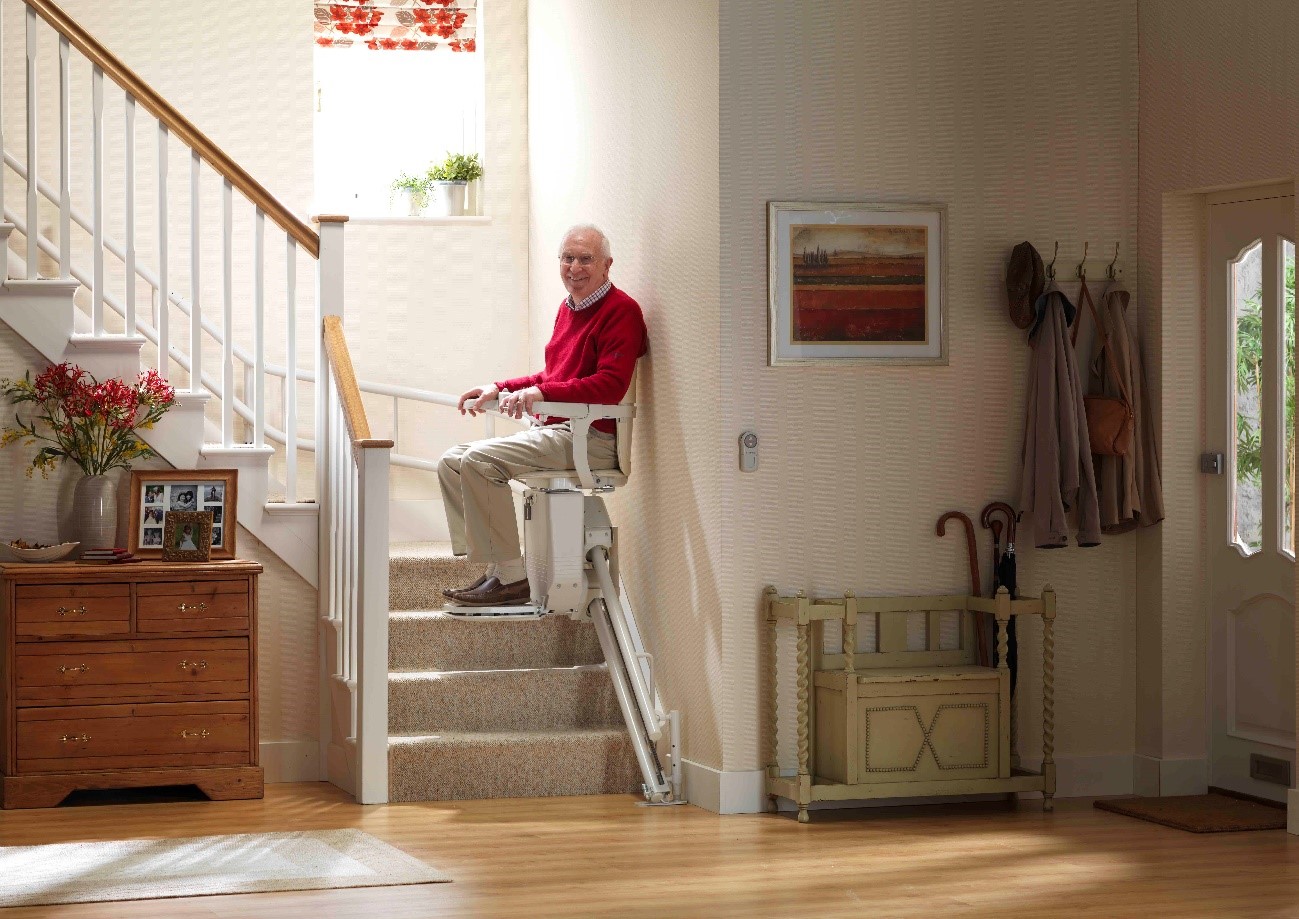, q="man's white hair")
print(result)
[559,224,612,261]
